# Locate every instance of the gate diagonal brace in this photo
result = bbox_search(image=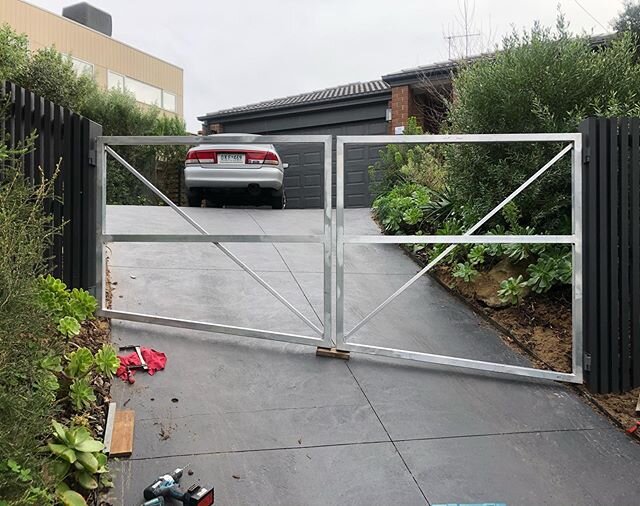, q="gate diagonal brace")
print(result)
[316,347,350,360]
